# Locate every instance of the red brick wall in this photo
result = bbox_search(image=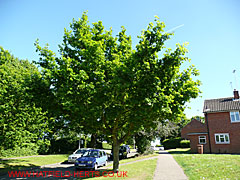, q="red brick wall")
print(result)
[181,119,210,153]
[206,112,240,153]
[187,135,210,153]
